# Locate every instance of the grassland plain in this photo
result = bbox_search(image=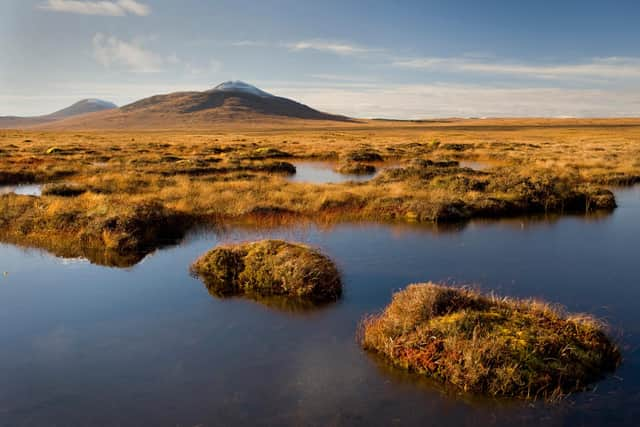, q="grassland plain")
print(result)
[1,118,639,265]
